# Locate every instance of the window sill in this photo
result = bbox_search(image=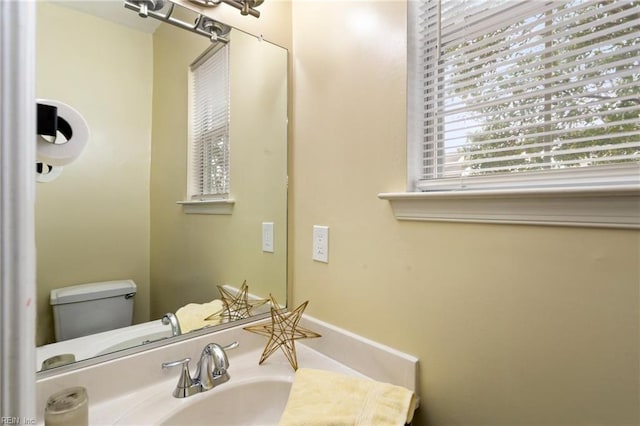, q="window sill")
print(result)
[378,186,640,229]
[177,199,235,215]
